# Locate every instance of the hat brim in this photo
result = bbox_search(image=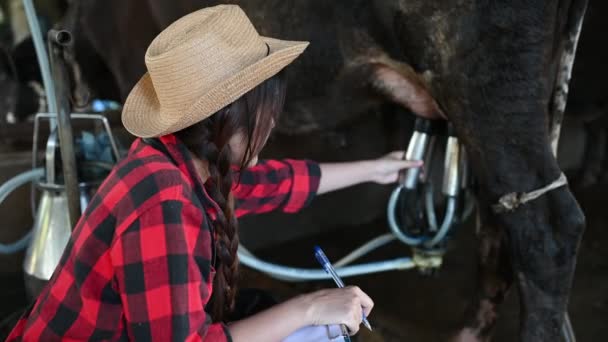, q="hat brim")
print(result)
[122,37,309,138]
